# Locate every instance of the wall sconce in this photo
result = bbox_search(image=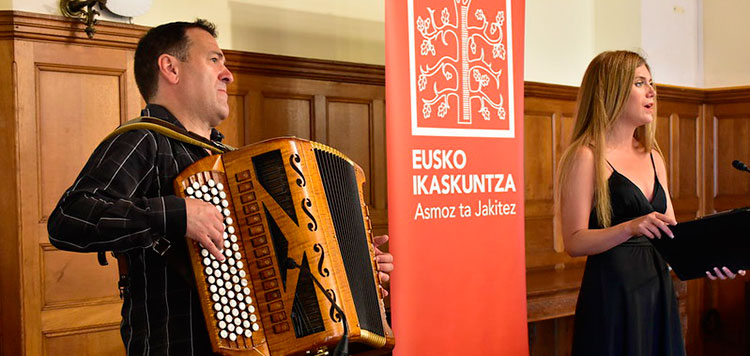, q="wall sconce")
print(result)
[60,0,105,39]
